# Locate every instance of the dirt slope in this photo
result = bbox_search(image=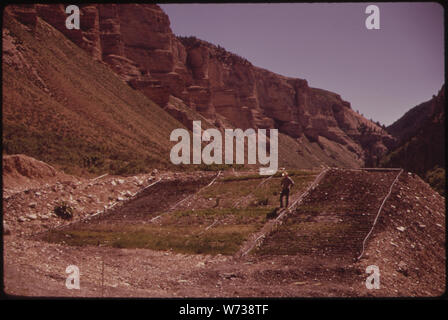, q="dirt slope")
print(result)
[3,154,79,197]
[359,171,445,296]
